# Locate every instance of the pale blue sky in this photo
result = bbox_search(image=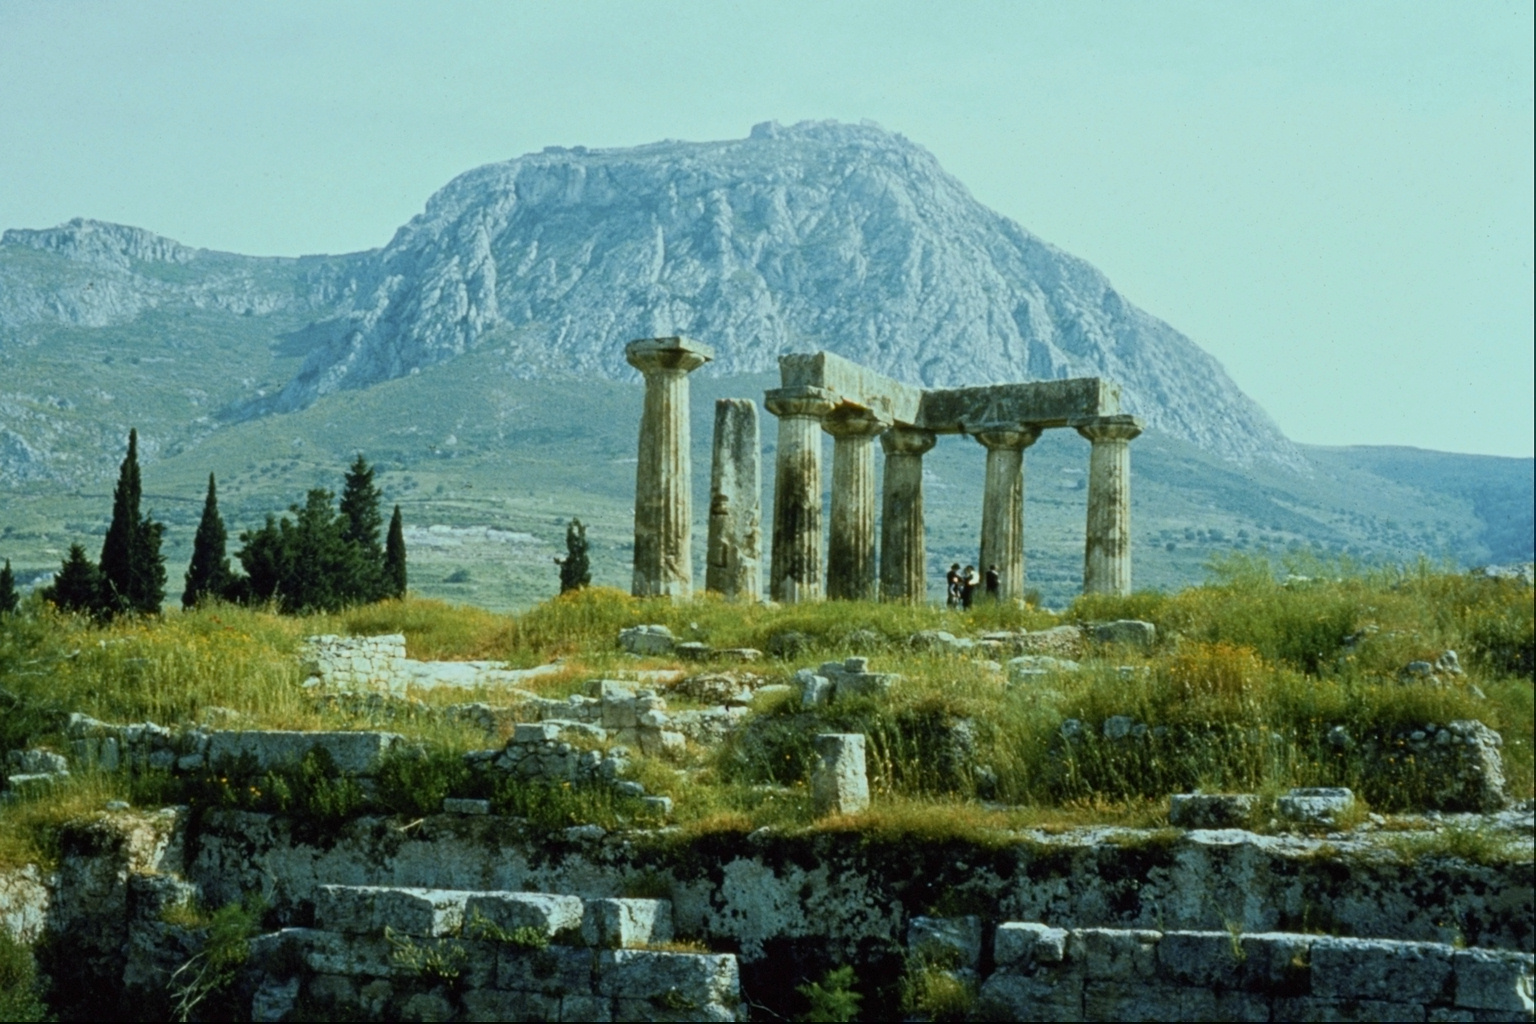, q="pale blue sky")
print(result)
[2,1,1531,457]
